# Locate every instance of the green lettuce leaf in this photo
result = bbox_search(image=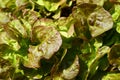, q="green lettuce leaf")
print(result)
[0,11,10,24]
[9,19,27,38]
[0,28,20,51]
[102,73,120,80]
[36,0,66,11]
